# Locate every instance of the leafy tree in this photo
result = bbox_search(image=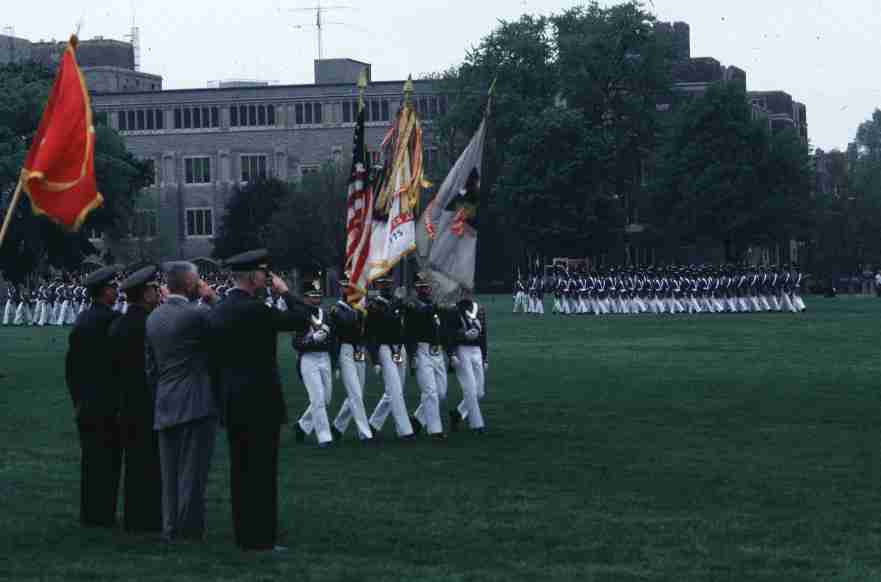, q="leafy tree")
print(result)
[212,177,291,260]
